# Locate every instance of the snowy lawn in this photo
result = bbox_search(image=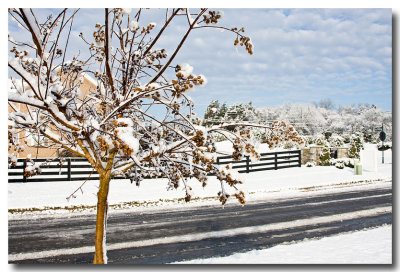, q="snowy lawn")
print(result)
[174,225,392,264]
[8,149,391,213]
